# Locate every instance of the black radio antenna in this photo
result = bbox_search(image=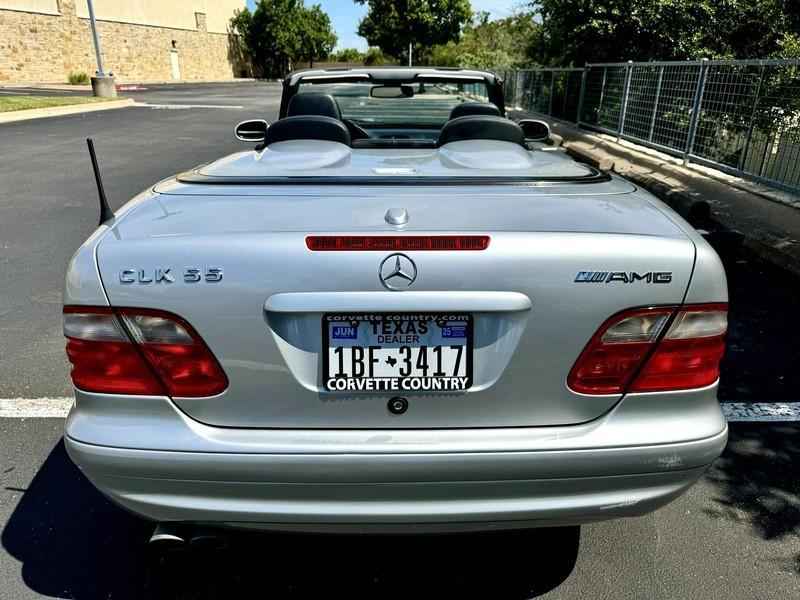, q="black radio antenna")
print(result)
[86,138,114,225]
